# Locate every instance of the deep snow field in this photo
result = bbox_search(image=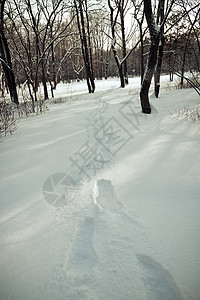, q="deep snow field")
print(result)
[0,76,200,300]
